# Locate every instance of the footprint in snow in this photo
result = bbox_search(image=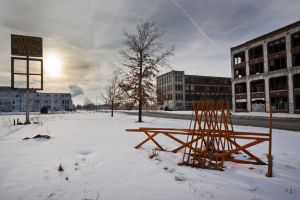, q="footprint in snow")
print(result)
[78,149,93,155]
